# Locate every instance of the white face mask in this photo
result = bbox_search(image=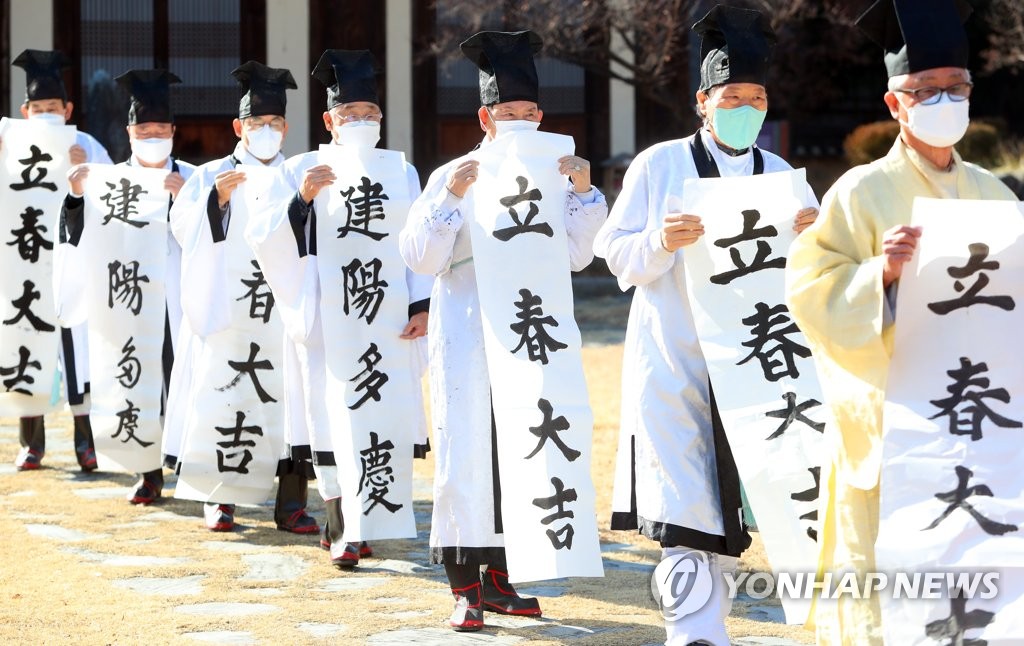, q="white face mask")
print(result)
[28,112,66,126]
[334,121,380,149]
[245,125,283,160]
[492,119,540,138]
[900,95,970,148]
[131,137,174,165]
